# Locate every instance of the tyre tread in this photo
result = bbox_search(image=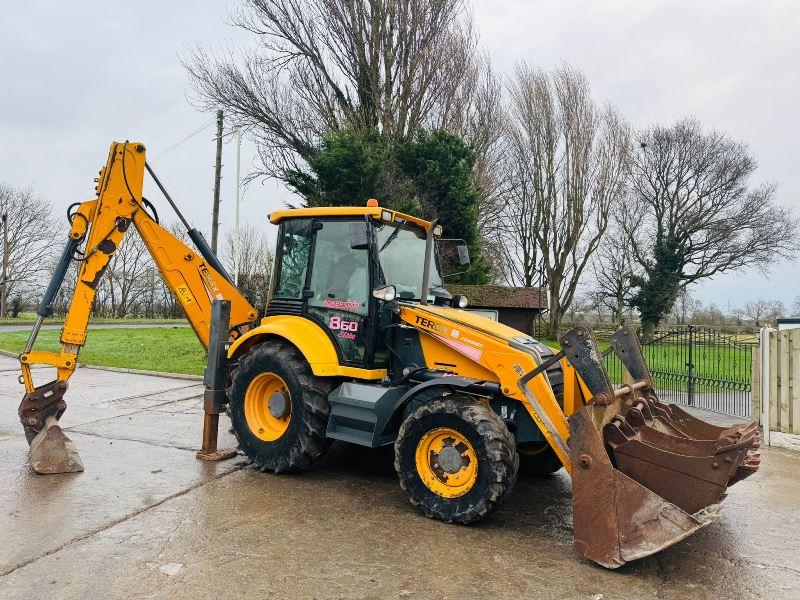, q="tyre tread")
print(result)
[227,341,333,473]
[394,396,518,524]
